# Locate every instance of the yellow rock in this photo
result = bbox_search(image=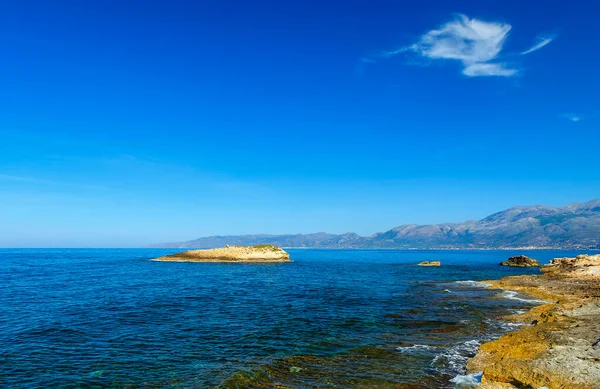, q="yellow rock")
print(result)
[417,261,440,266]
[466,253,600,389]
[155,244,291,263]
